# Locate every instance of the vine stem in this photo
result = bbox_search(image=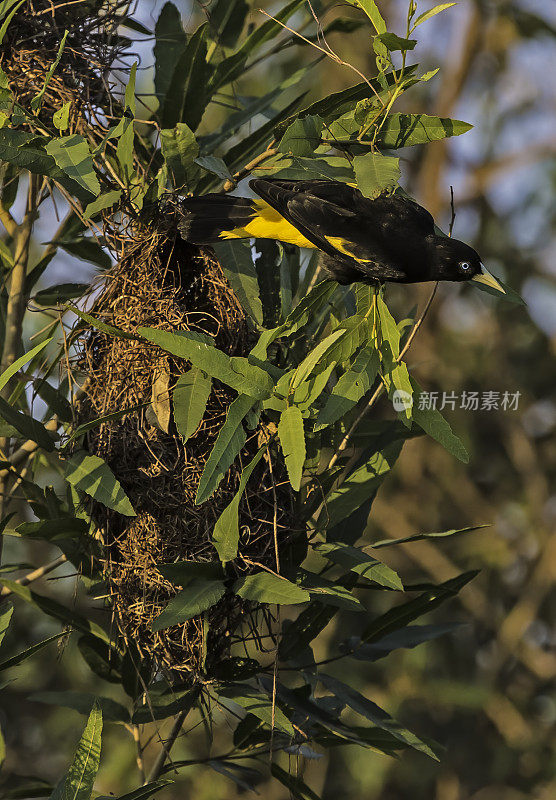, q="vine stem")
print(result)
[326,282,438,471]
